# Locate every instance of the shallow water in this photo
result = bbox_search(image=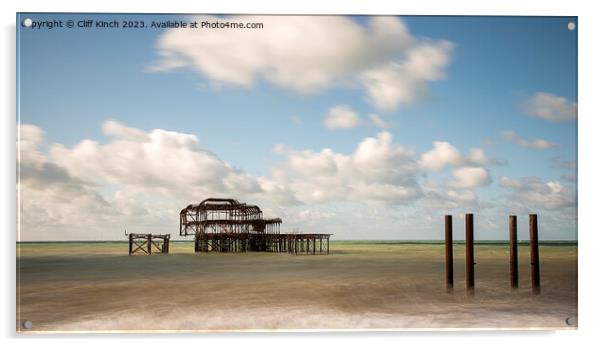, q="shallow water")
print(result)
[16,241,577,332]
